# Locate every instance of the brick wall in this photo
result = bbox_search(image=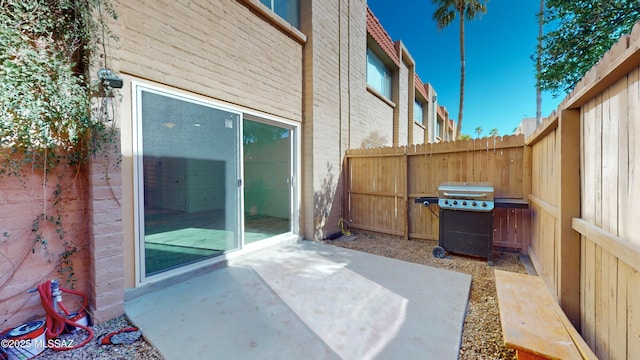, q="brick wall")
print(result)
[86,143,124,323]
[0,160,92,329]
